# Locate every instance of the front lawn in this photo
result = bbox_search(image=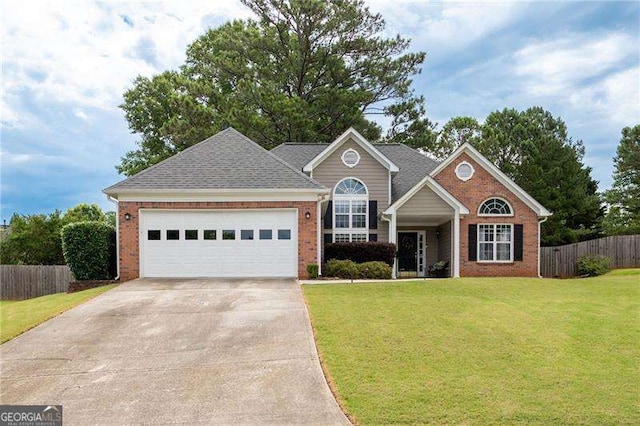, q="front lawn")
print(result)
[0,285,117,343]
[303,270,640,424]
